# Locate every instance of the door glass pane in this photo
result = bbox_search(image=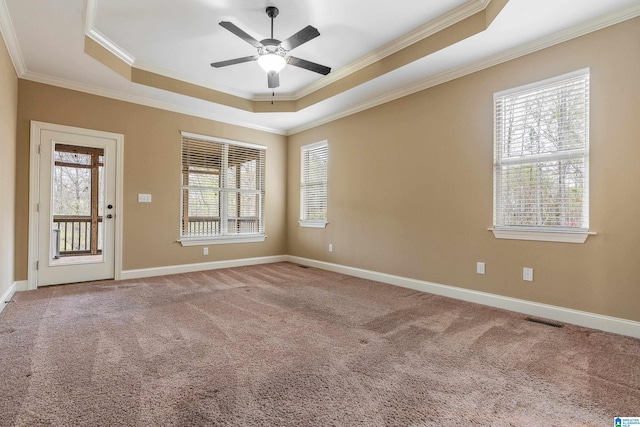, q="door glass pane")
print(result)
[51,144,105,265]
